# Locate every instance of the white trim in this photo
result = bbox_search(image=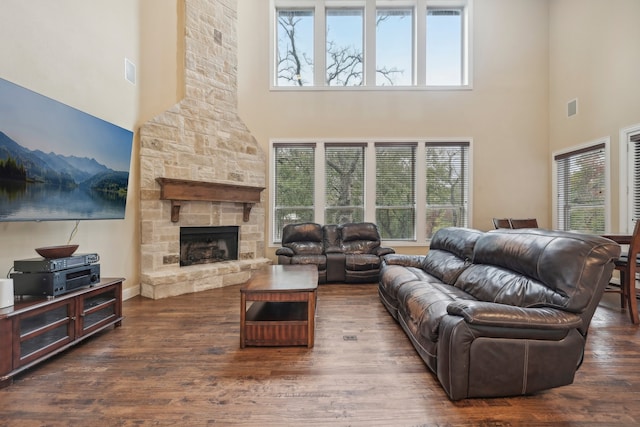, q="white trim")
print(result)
[619,123,640,233]
[551,137,611,233]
